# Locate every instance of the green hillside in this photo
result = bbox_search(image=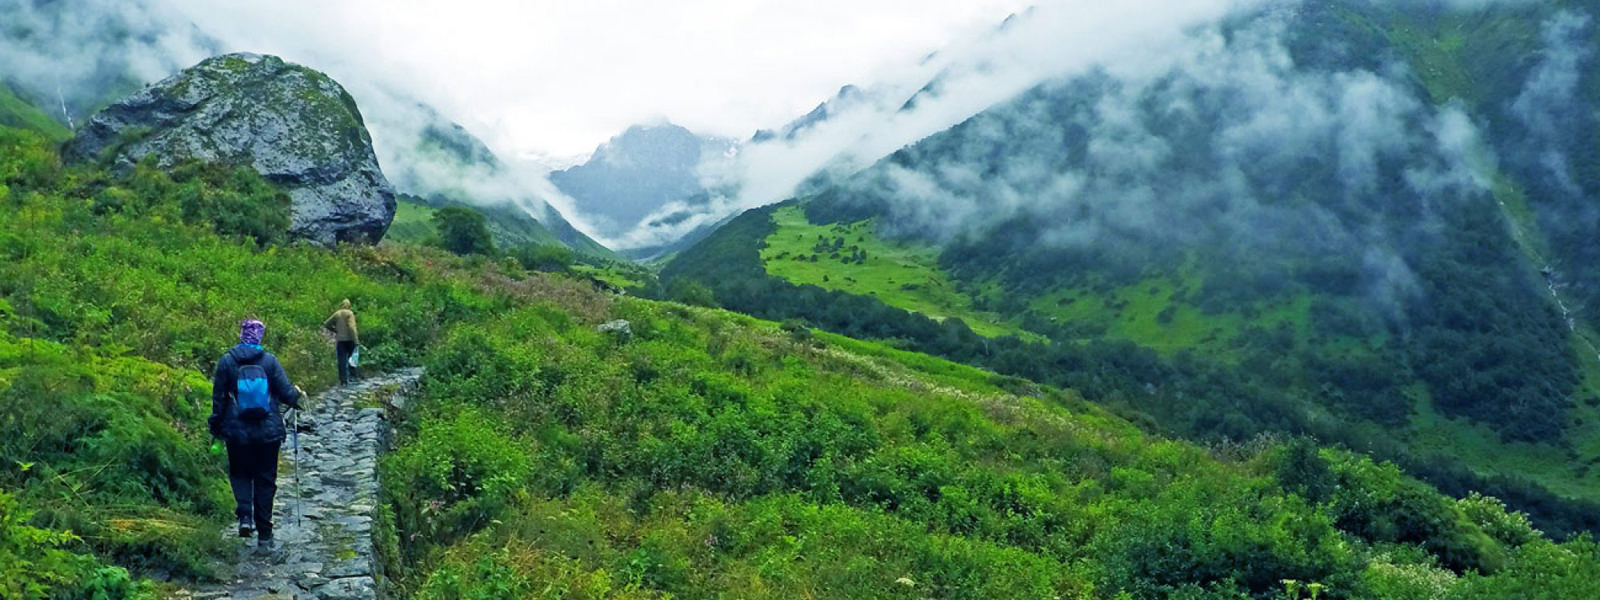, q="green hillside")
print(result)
[0,125,514,597]
[761,205,1018,337]
[401,196,623,263]
[389,195,563,249]
[667,199,1600,524]
[664,1,1600,540]
[389,195,655,293]
[398,117,625,263]
[391,194,624,262]
[0,83,70,142]
[7,119,1600,597]
[385,196,440,244]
